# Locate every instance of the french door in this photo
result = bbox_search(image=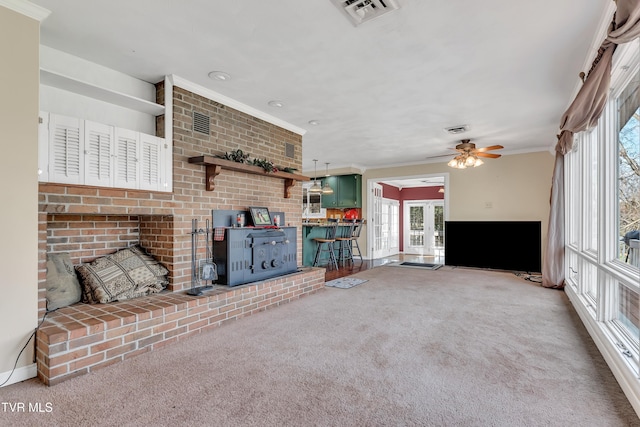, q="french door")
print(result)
[370,183,400,259]
[371,183,384,258]
[378,198,399,258]
[404,200,444,256]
